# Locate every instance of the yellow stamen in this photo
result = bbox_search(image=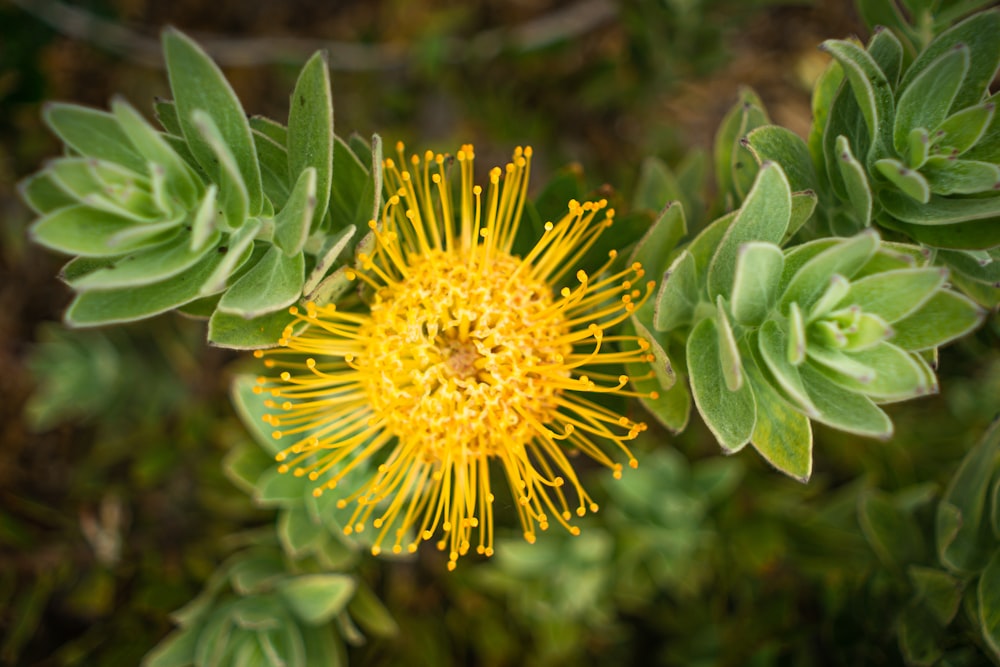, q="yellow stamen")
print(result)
[257,144,651,571]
